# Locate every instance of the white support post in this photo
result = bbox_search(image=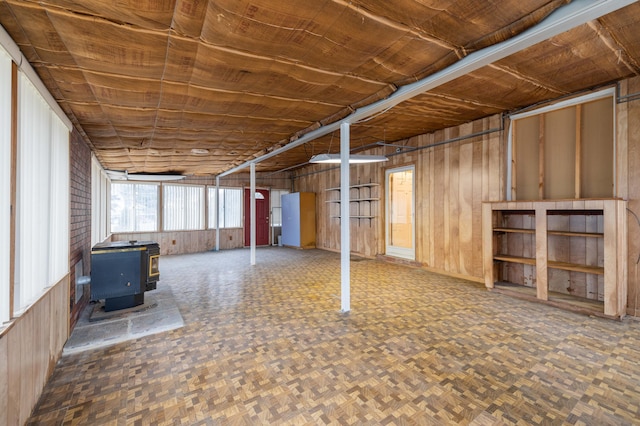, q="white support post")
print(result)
[250,162,256,266]
[215,176,220,251]
[340,122,350,312]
